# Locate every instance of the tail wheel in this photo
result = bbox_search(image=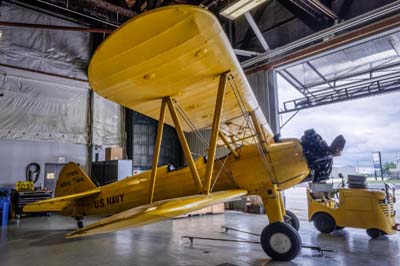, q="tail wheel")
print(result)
[260,222,302,261]
[366,228,386,239]
[77,220,84,229]
[313,212,336,233]
[75,217,84,229]
[284,210,300,231]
